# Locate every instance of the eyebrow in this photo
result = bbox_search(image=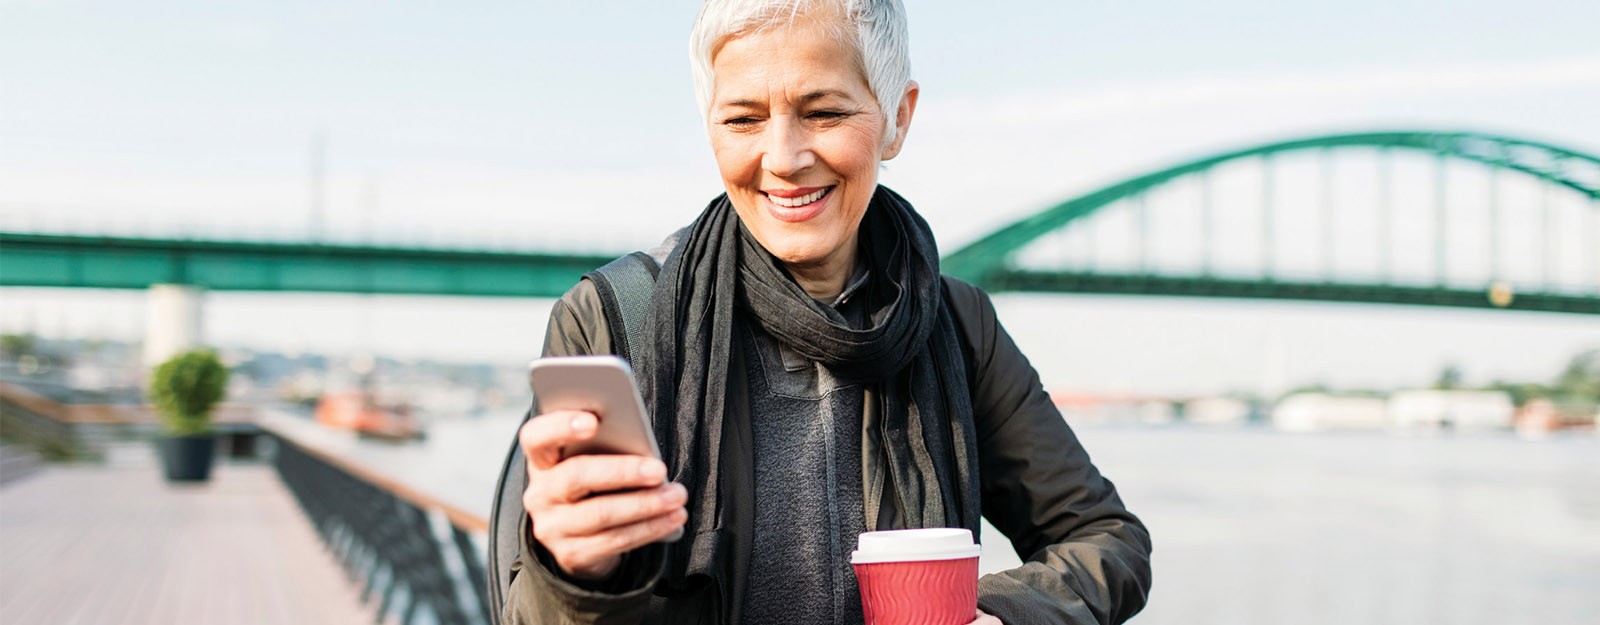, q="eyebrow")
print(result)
[798,89,851,102]
[720,90,853,109]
